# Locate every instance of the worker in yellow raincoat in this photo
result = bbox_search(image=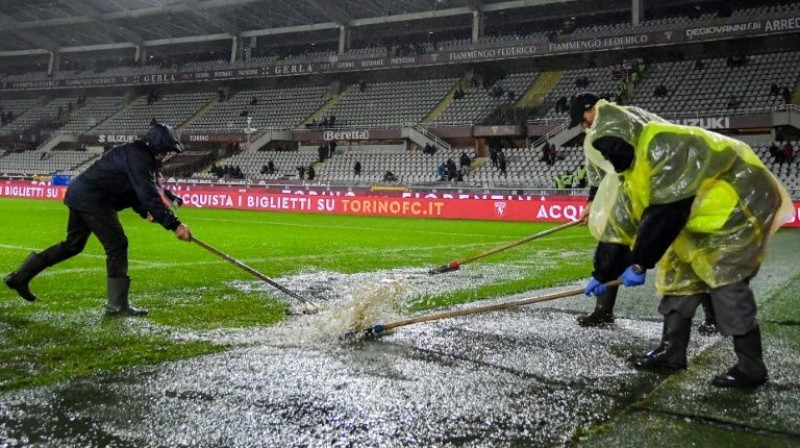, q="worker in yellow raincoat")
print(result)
[571,93,792,388]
